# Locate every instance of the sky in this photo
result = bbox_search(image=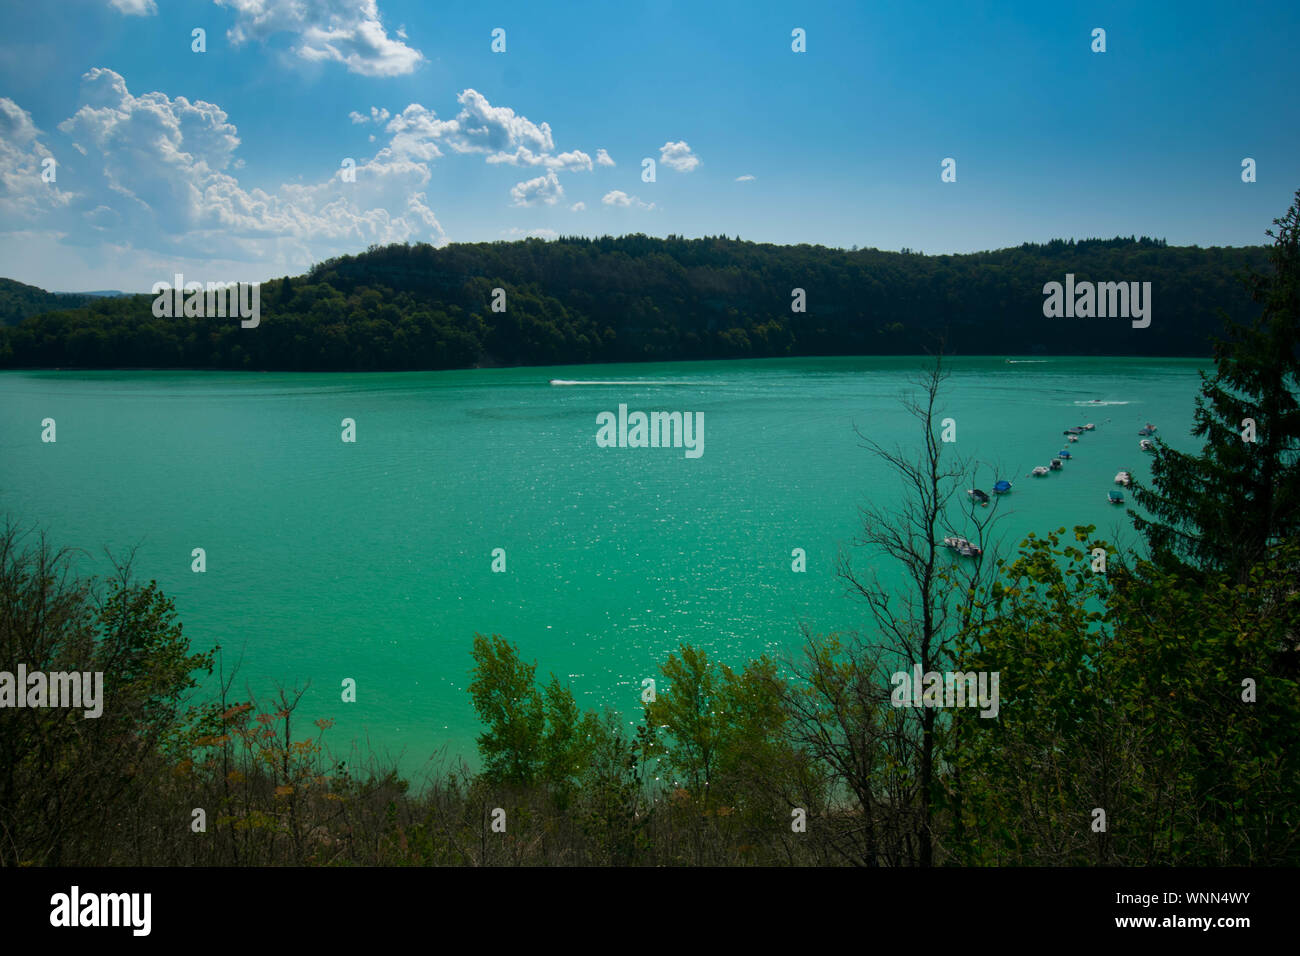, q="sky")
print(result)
[0,0,1297,292]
